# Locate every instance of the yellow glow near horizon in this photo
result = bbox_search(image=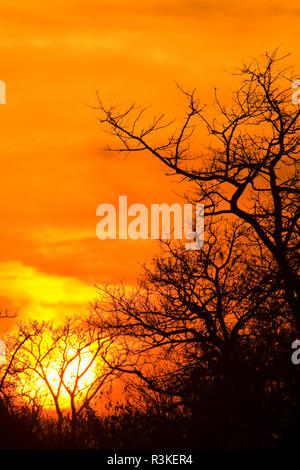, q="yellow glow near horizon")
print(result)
[18,343,97,410]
